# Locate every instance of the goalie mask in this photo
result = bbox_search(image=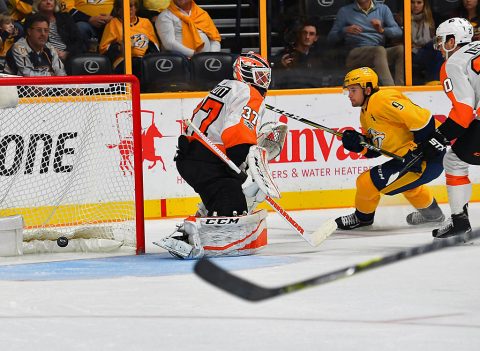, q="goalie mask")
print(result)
[434,17,473,56]
[233,52,271,90]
